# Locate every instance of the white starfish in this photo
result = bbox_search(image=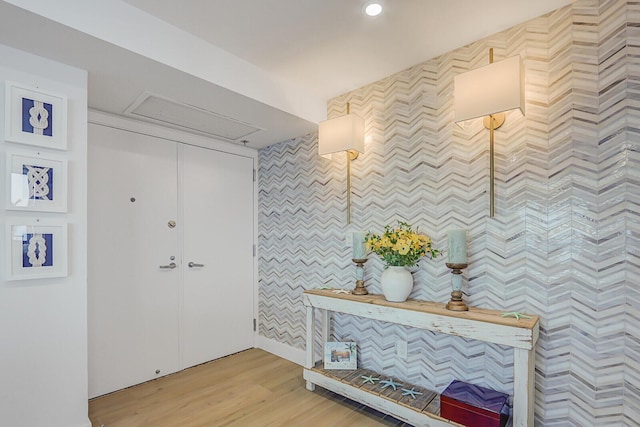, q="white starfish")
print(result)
[361,375,380,384]
[332,289,350,294]
[401,387,423,399]
[379,378,403,390]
